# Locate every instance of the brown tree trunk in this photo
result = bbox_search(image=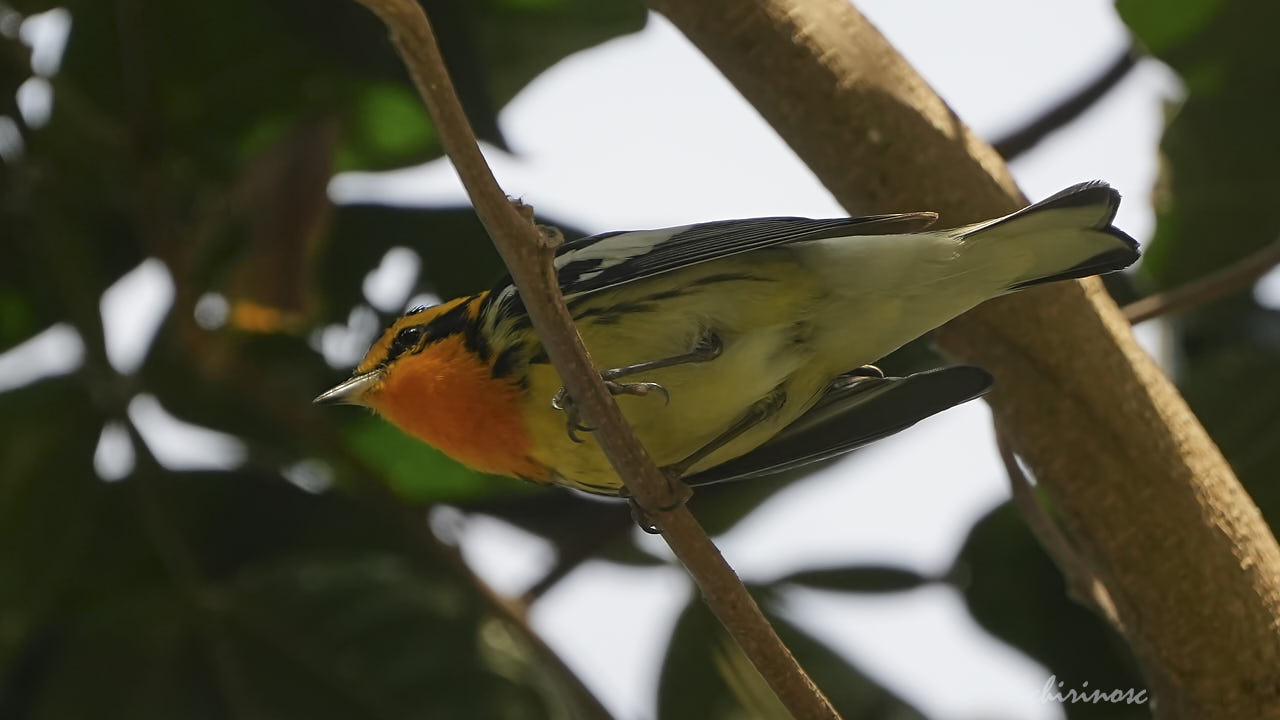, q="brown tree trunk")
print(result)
[644,0,1280,716]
